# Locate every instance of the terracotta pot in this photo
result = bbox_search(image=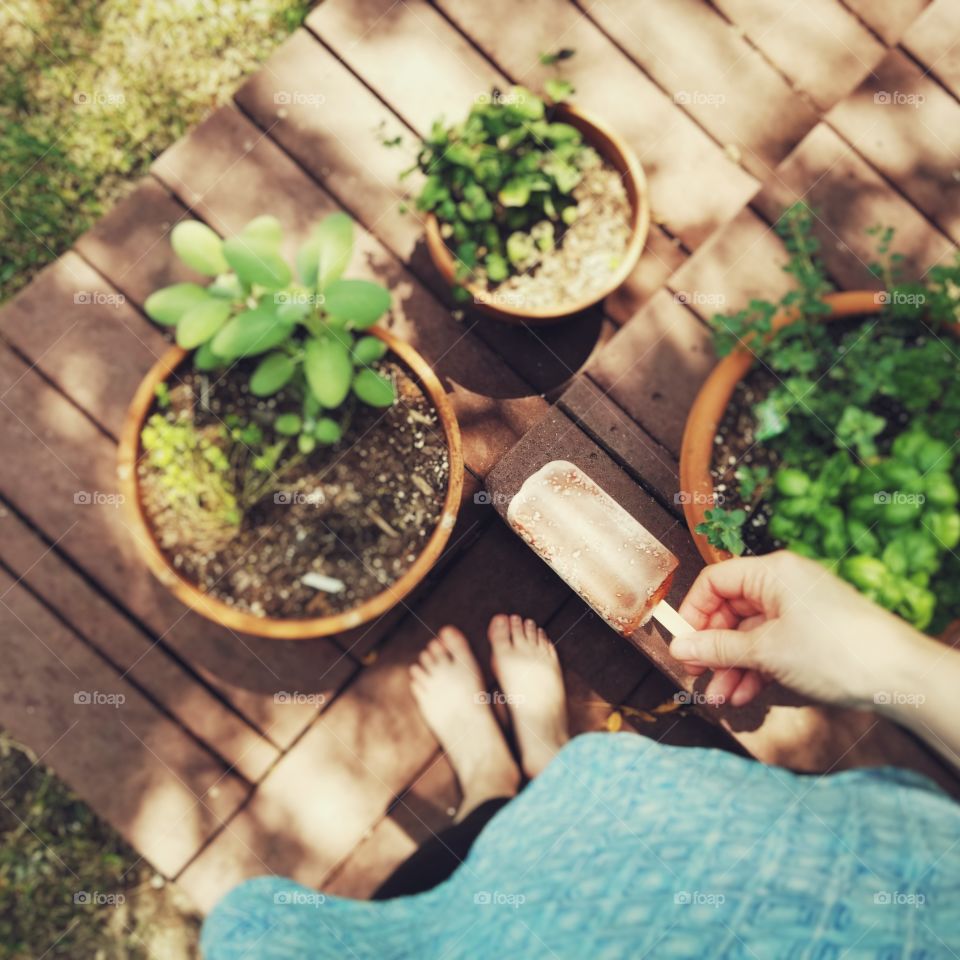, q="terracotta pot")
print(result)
[117,327,464,639]
[424,101,650,325]
[679,290,886,565]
